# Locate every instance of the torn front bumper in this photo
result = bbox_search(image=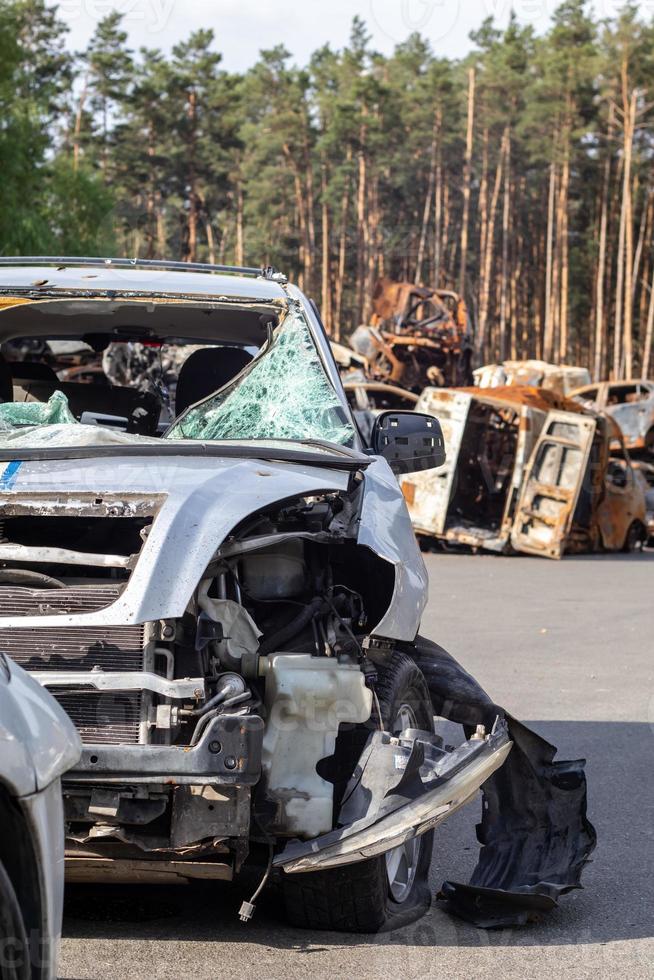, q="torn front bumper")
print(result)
[275,720,511,873]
